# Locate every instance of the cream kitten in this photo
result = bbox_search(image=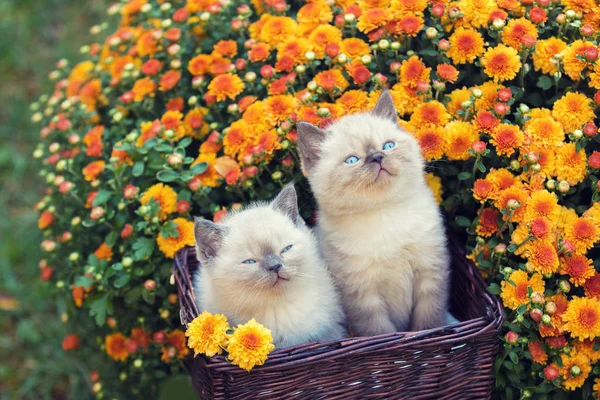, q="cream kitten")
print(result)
[192,184,346,348]
[296,90,451,335]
